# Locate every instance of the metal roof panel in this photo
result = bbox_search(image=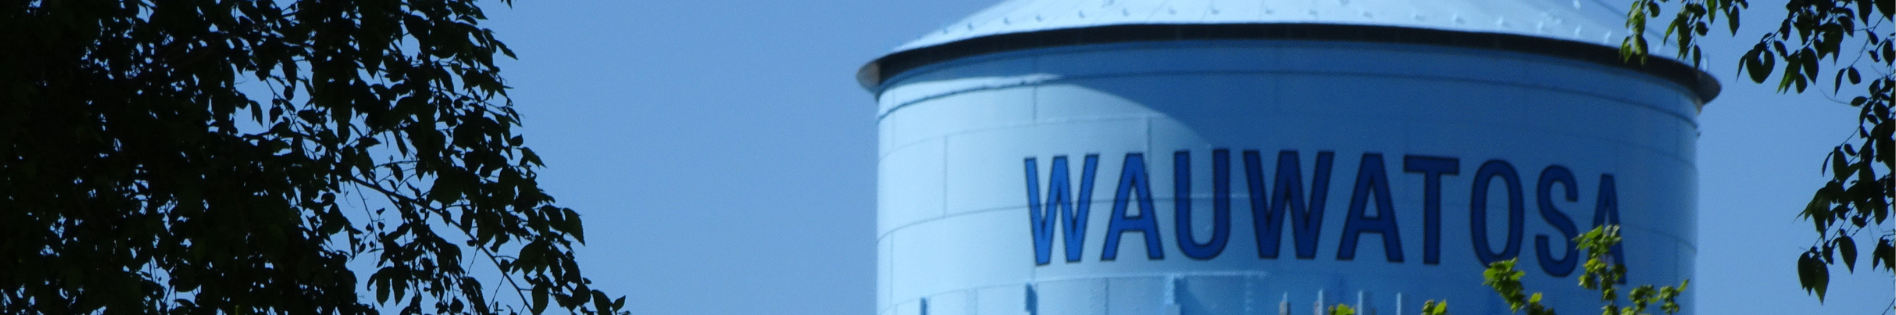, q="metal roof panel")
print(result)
[889,0,1636,53]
